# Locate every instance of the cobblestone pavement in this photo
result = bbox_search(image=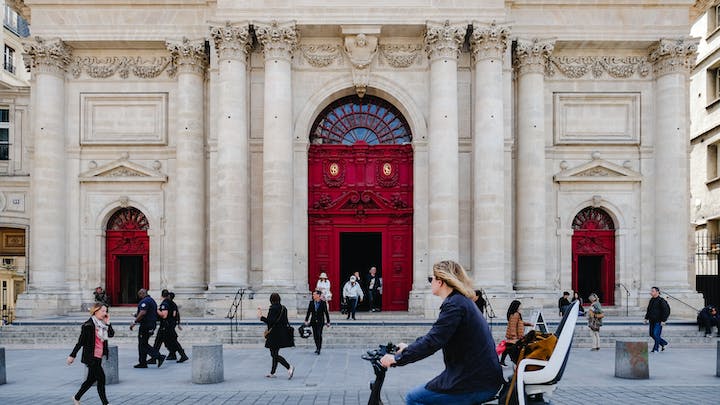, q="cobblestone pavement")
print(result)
[1,344,718,404]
